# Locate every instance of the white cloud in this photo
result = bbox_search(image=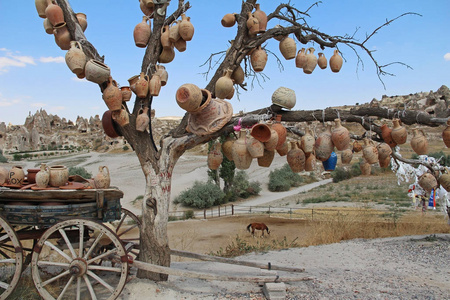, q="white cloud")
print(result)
[31,102,48,108]
[0,49,36,73]
[39,56,65,63]
[49,106,66,113]
[0,93,21,107]
[444,53,450,61]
